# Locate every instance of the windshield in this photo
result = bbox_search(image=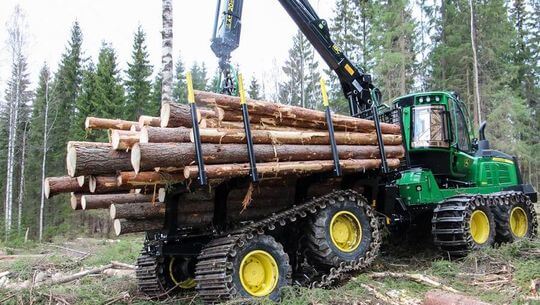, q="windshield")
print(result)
[411,105,449,148]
